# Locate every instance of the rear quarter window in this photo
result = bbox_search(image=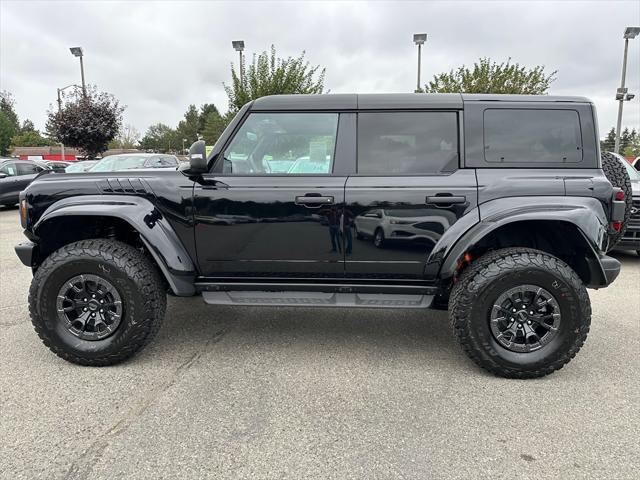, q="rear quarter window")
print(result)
[483,109,583,164]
